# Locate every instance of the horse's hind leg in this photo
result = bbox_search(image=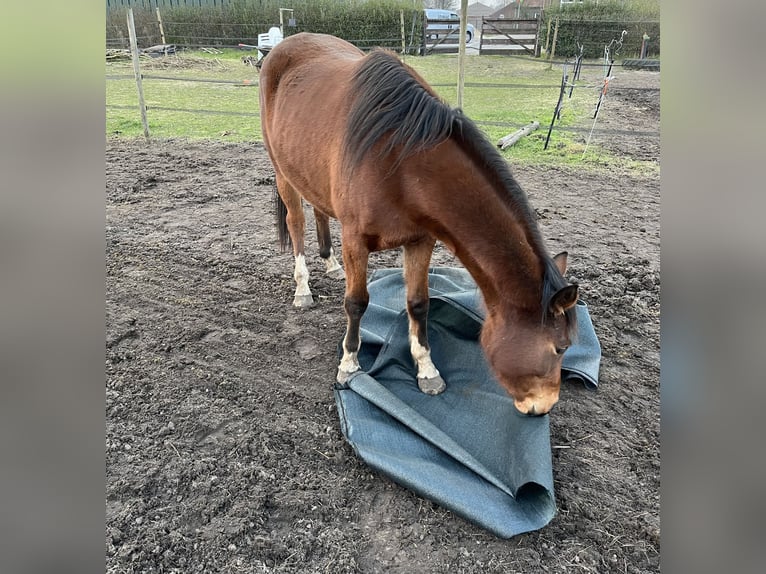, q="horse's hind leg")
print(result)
[336,236,369,384]
[314,209,345,280]
[404,238,445,395]
[275,173,314,307]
